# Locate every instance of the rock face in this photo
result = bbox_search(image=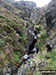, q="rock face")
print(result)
[1,0,56,74]
[30,7,45,24]
[45,0,56,49]
[17,54,37,75]
[13,1,46,25]
[46,0,56,30]
[26,26,39,54]
[13,1,36,18]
